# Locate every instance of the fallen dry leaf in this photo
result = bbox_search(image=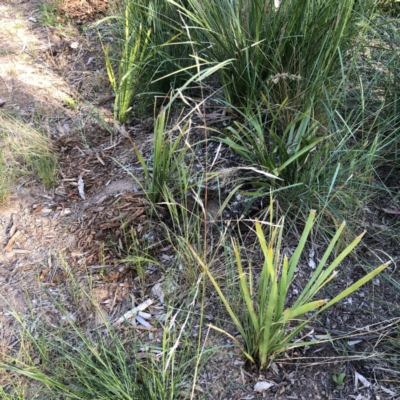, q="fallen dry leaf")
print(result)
[254,381,274,392]
[354,371,370,389]
[9,220,18,237]
[382,208,400,215]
